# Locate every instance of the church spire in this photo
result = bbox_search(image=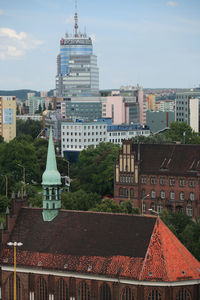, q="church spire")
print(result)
[42,127,61,222]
